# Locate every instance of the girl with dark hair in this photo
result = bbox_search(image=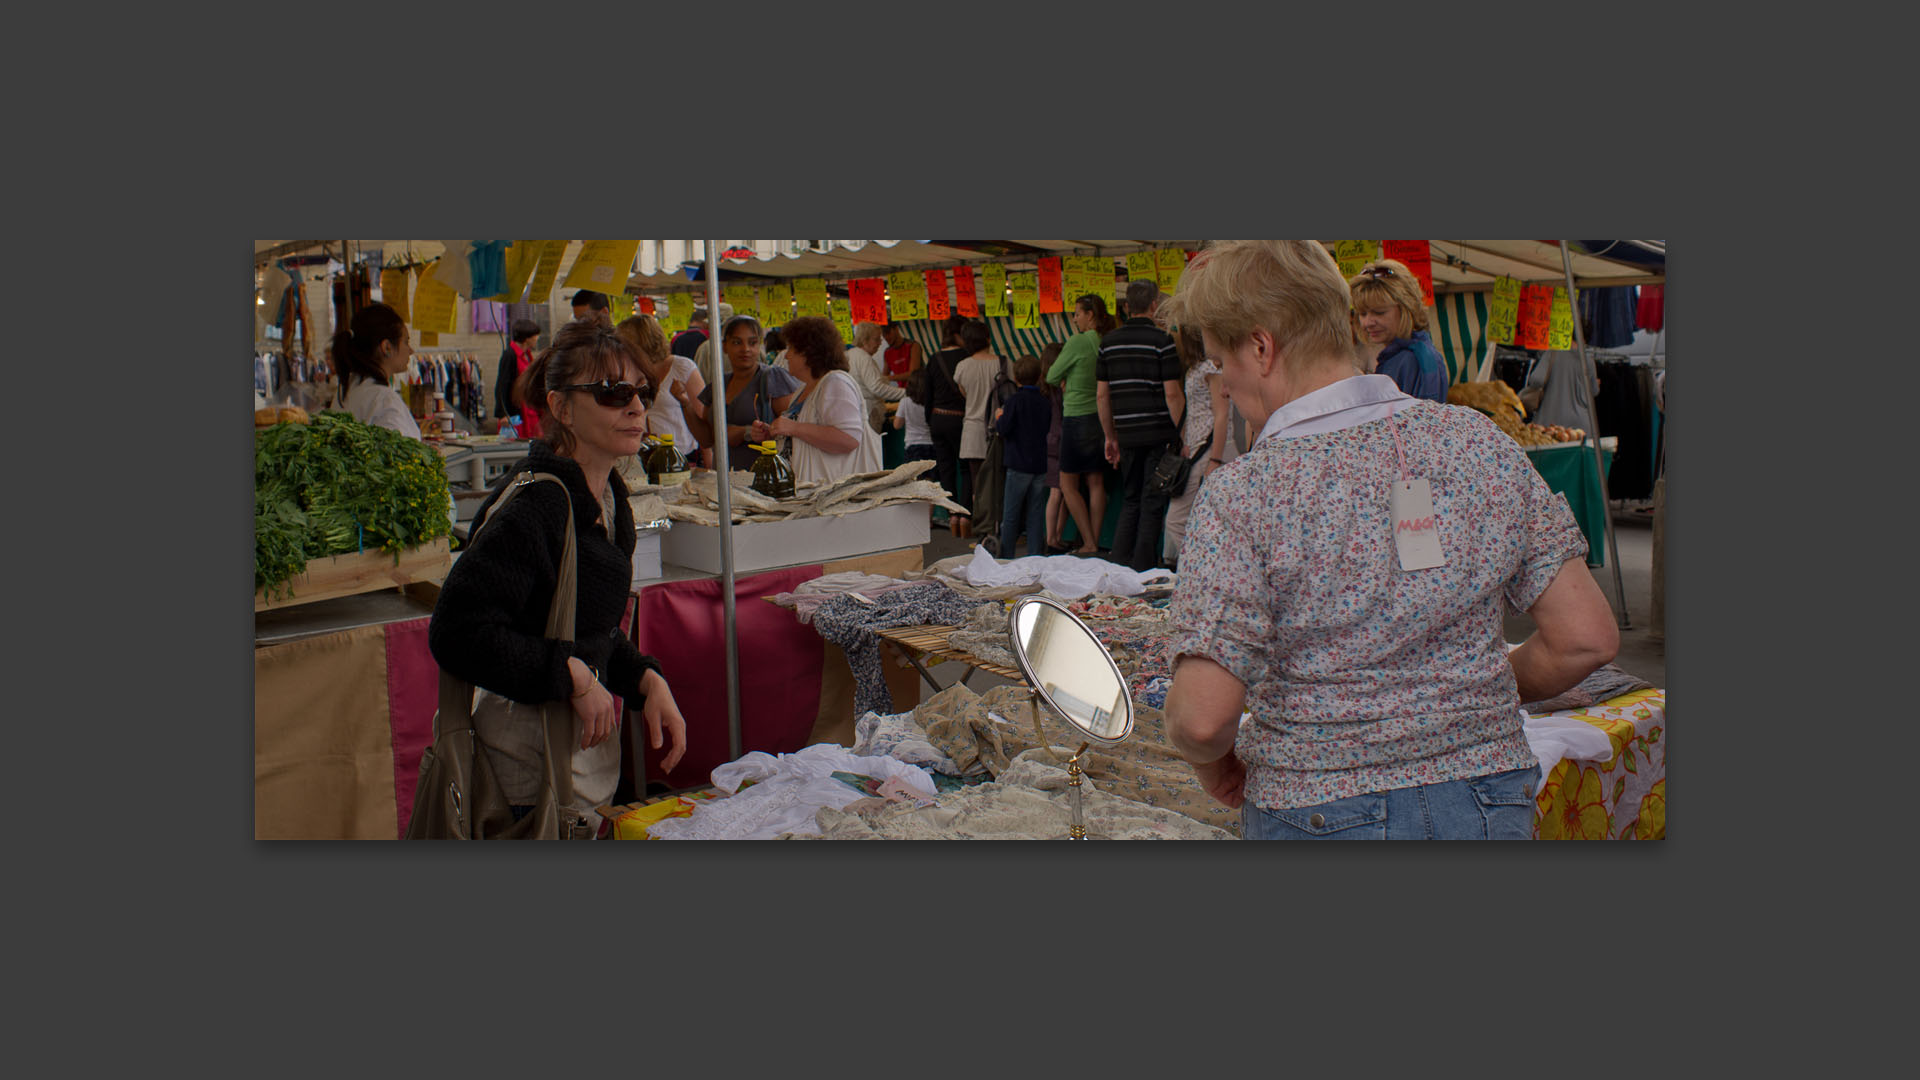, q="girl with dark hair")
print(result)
[893,365,936,471]
[330,301,421,439]
[429,318,689,833]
